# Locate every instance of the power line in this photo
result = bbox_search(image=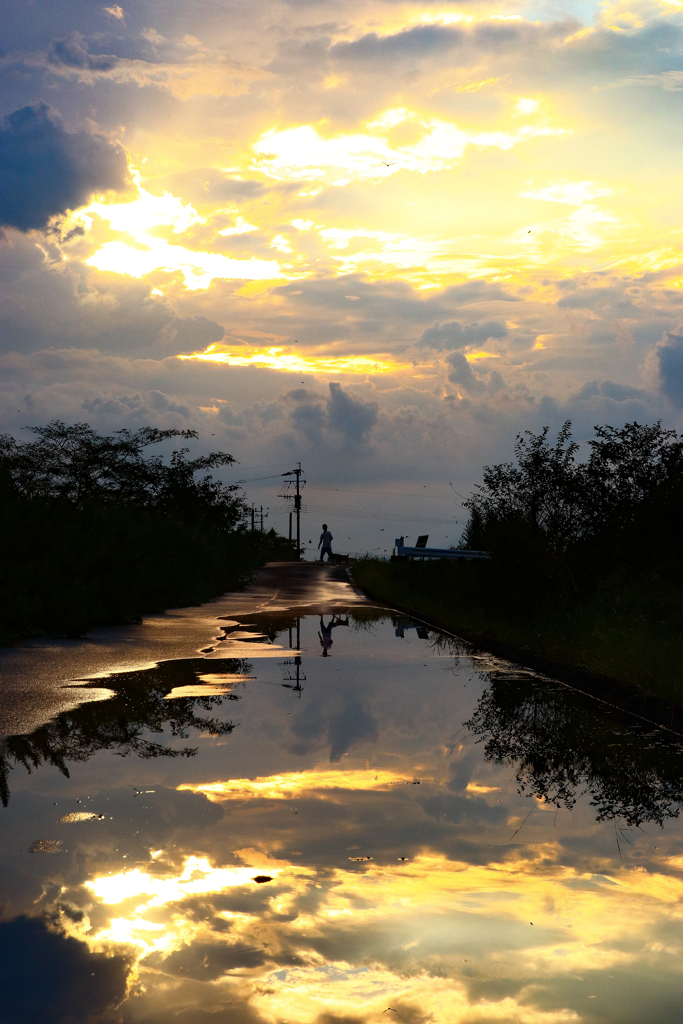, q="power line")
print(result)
[233,472,290,484]
[300,503,458,525]
[305,483,466,503]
